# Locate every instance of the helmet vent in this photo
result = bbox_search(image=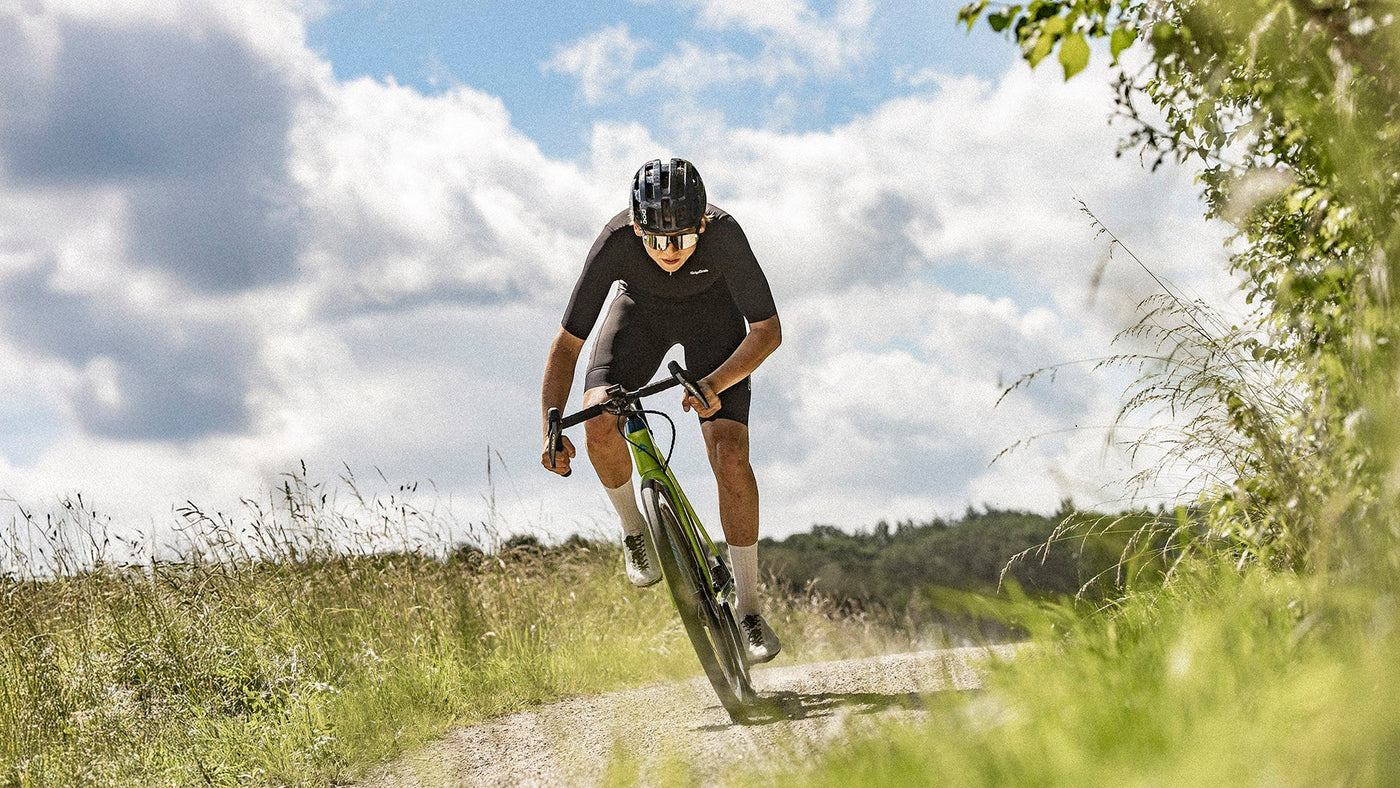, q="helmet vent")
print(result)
[631,157,706,234]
